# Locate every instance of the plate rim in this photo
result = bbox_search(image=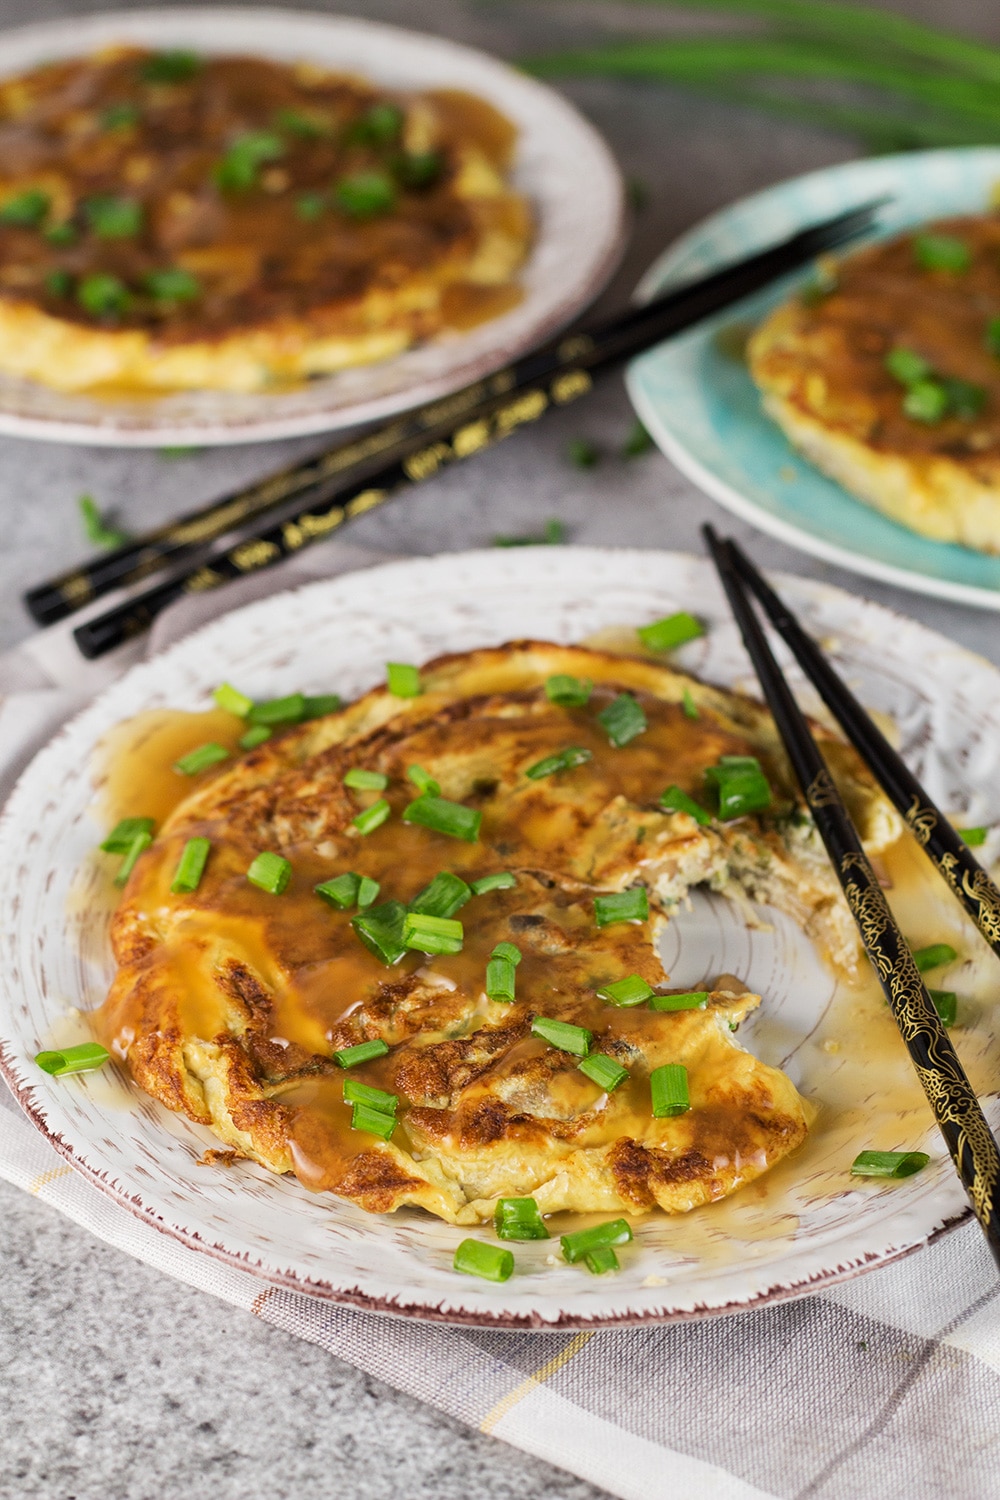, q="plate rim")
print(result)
[0,6,625,447]
[0,544,994,1326]
[627,146,1000,612]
